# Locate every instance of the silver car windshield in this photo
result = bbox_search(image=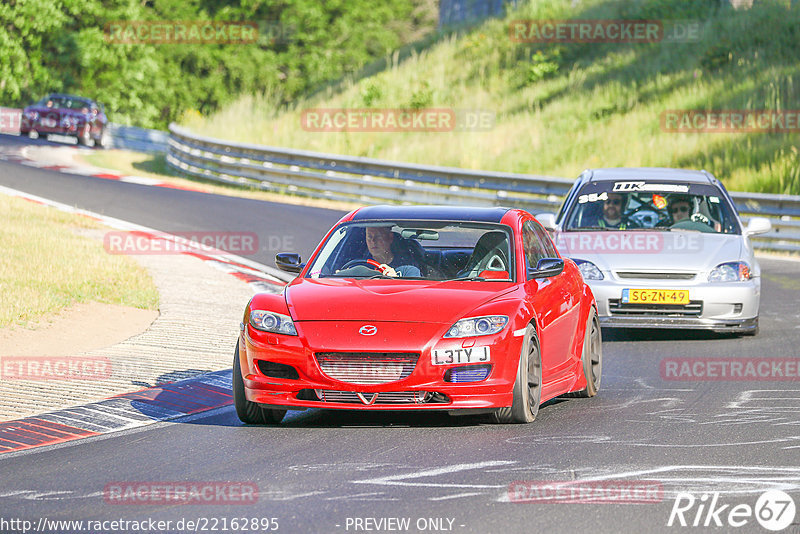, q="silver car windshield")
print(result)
[563,181,741,234]
[306,221,515,281]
